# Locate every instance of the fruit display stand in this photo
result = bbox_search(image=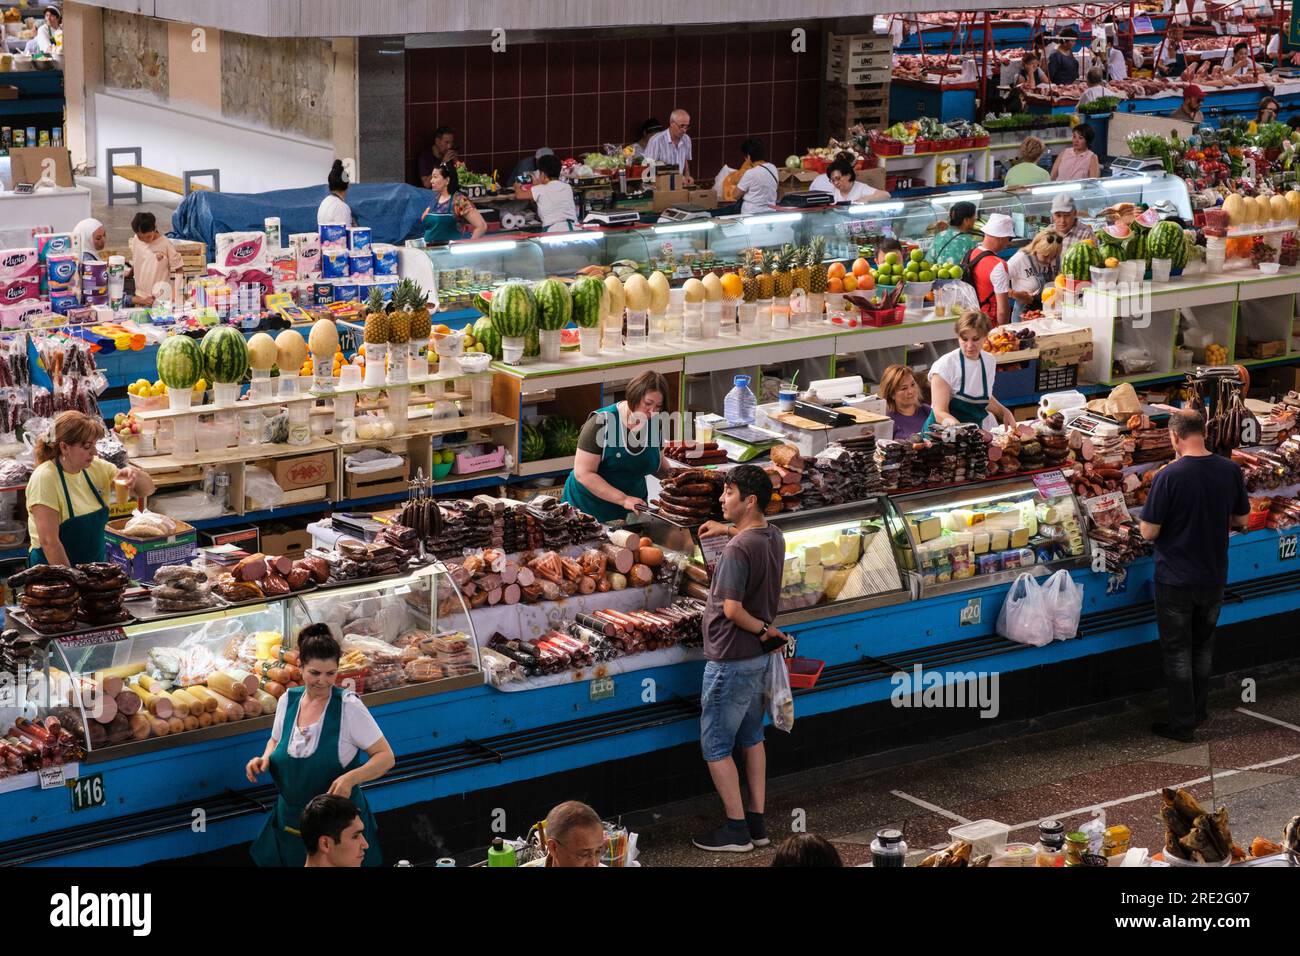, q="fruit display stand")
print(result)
[874,145,993,190]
